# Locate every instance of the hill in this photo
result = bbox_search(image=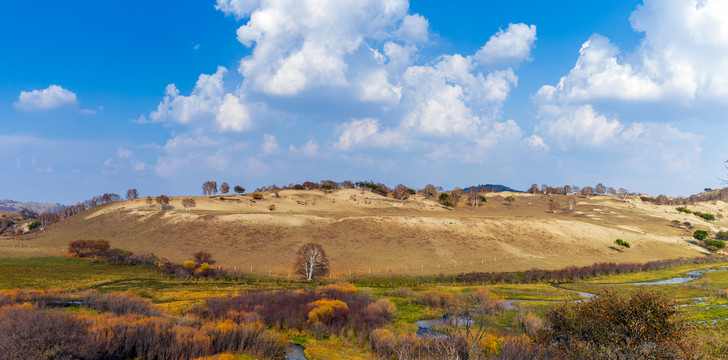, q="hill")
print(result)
[0,200,65,214]
[3,189,725,276]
